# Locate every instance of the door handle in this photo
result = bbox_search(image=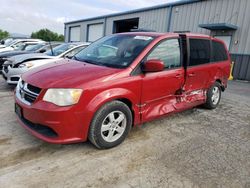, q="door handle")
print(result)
[188,73,195,77]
